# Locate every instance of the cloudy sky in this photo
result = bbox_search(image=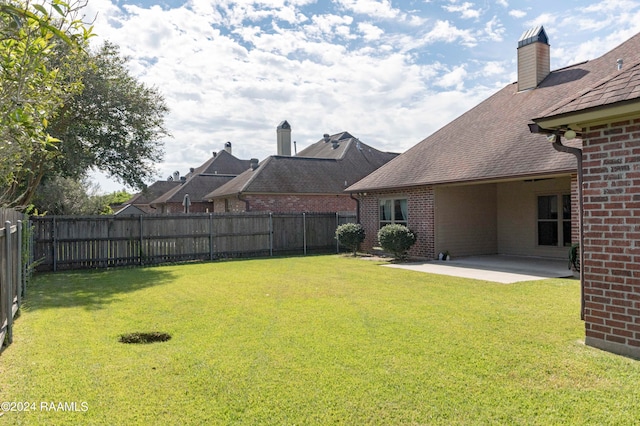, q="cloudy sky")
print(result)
[83,0,640,193]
